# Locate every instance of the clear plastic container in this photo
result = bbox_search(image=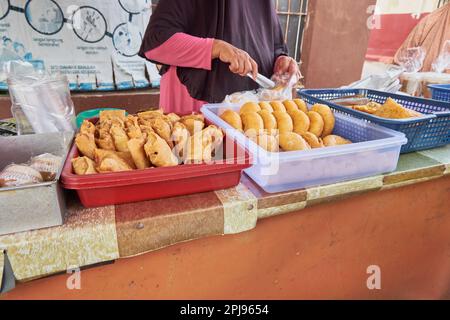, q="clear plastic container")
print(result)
[201,104,407,193]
